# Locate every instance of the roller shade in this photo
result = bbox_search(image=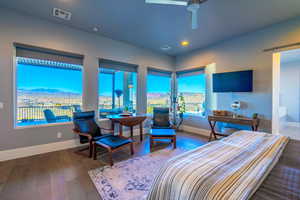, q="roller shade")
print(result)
[17,57,82,71]
[176,67,205,77]
[15,43,84,65]
[99,58,138,73]
[148,68,172,77]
